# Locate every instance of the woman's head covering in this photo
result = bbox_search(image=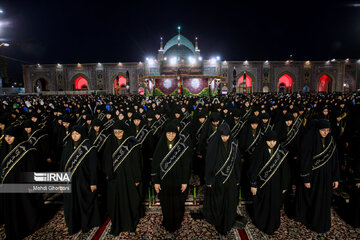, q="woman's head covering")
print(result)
[71,125,86,138]
[210,112,221,122]
[284,113,294,121]
[218,123,231,136]
[249,116,260,124]
[112,120,127,131]
[316,119,331,129]
[22,119,34,128]
[92,119,103,127]
[4,126,17,137]
[265,130,278,141]
[165,121,179,134]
